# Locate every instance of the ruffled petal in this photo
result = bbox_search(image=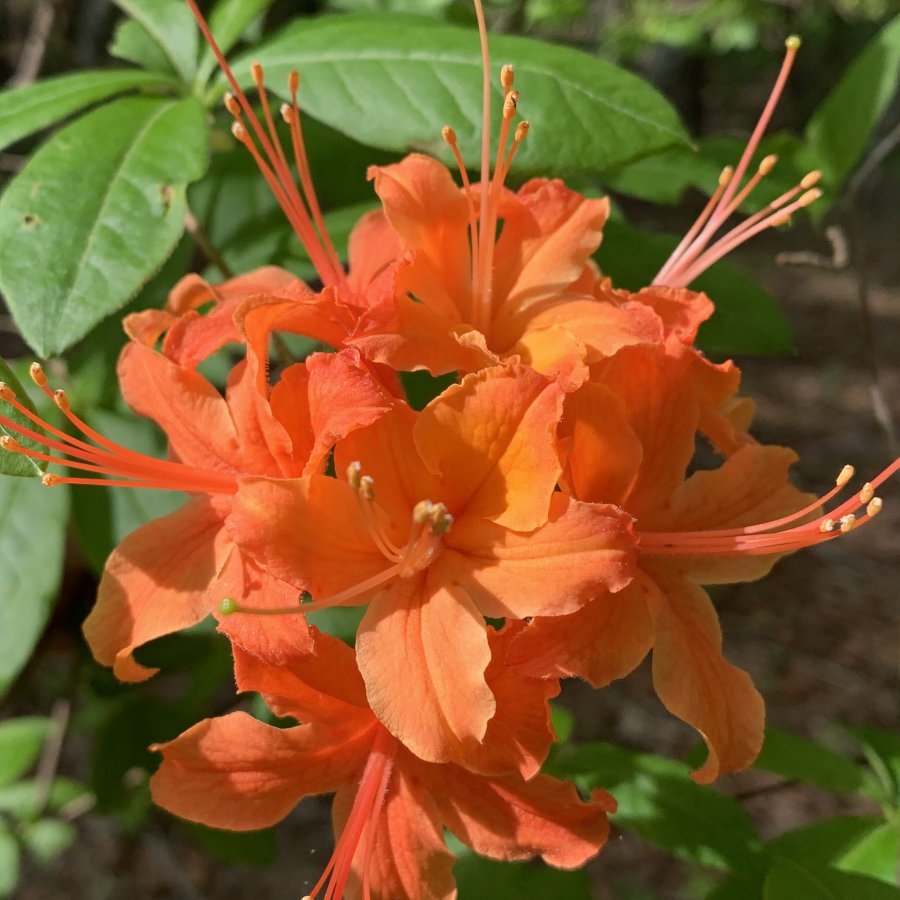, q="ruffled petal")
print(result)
[427,765,614,869]
[506,575,655,686]
[415,363,564,531]
[83,499,224,682]
[356,575,495,765]
[151,712,370,830]
[643,564,765,783]
[446,493,637,618]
